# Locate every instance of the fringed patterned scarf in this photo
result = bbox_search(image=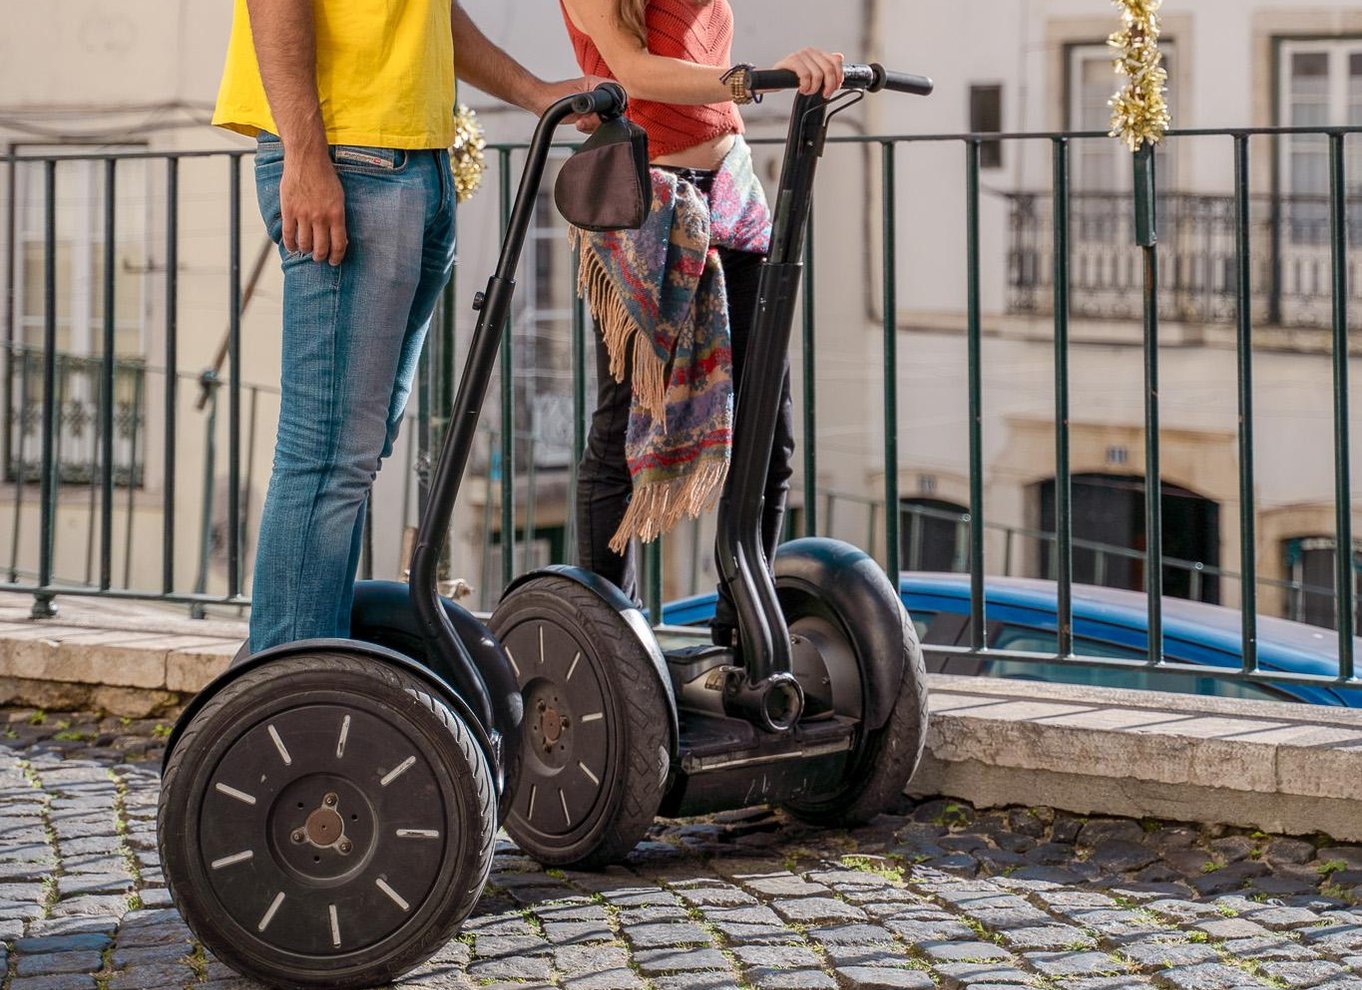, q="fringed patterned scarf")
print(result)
[571,137,771,553]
